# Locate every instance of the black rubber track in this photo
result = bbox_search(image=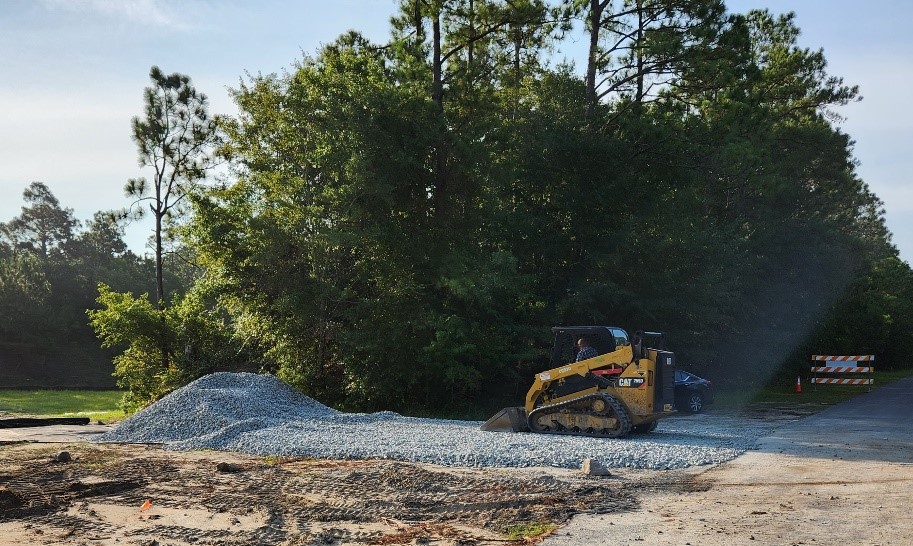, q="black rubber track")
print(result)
[527,393,633,438]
